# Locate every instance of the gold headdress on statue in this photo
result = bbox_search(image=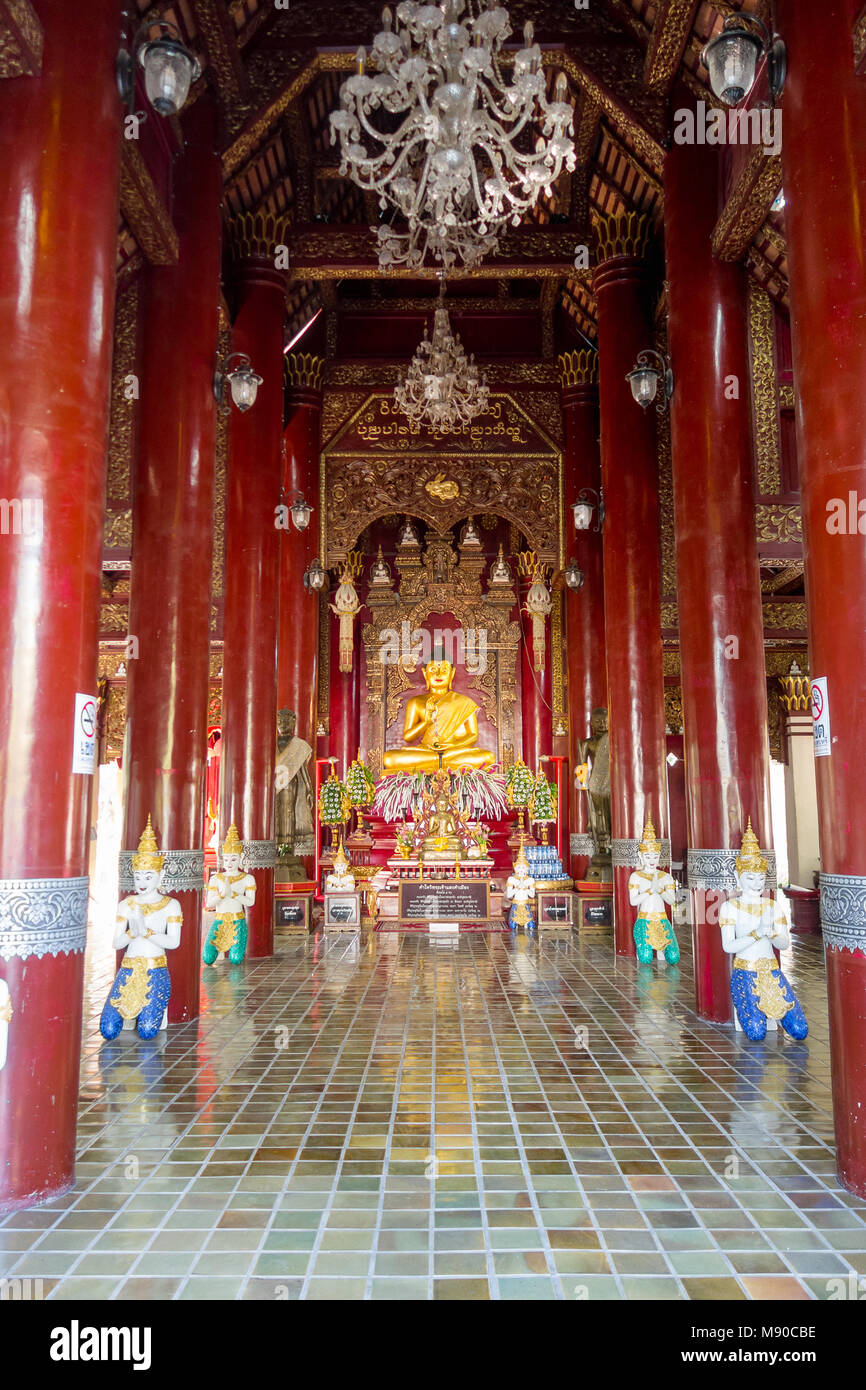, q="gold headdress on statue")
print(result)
[222,823,243,859]
[638,815,661,856]
[735,817,768,875]
[514,839,530,874]
[131,815,164,873]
